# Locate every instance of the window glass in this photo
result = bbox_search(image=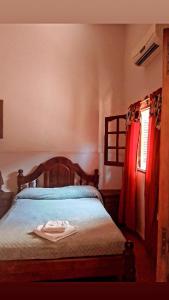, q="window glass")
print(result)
[139,108,150,171]
[104,115,126,166]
